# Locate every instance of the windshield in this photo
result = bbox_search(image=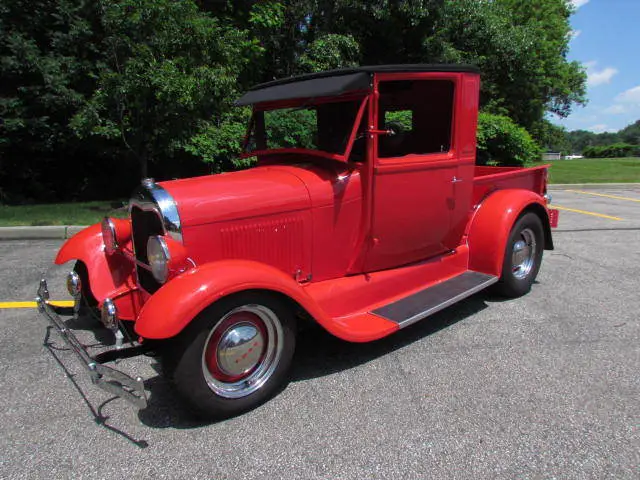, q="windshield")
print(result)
[244,98,366,159]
